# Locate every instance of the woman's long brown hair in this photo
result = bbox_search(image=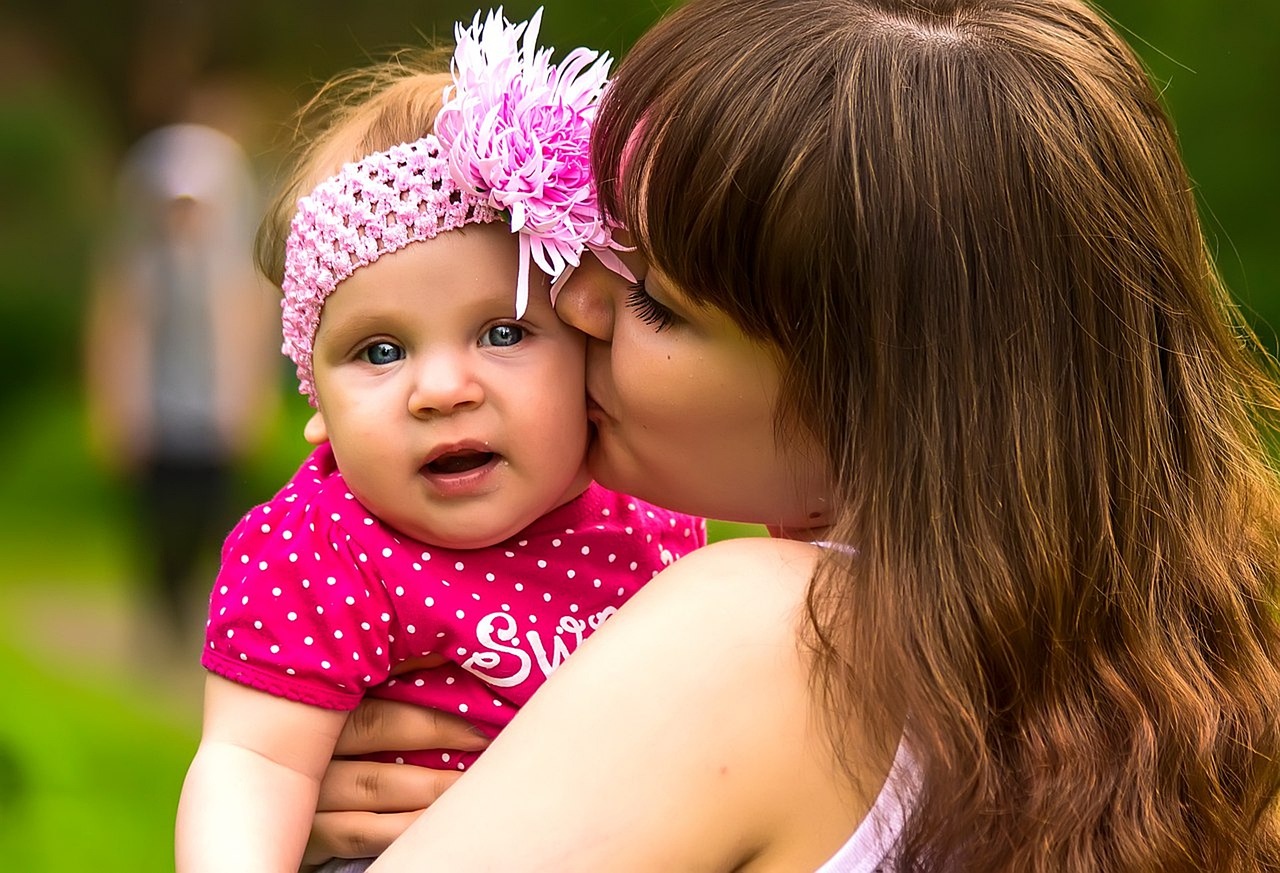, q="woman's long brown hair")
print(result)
[593,0,1280,869]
